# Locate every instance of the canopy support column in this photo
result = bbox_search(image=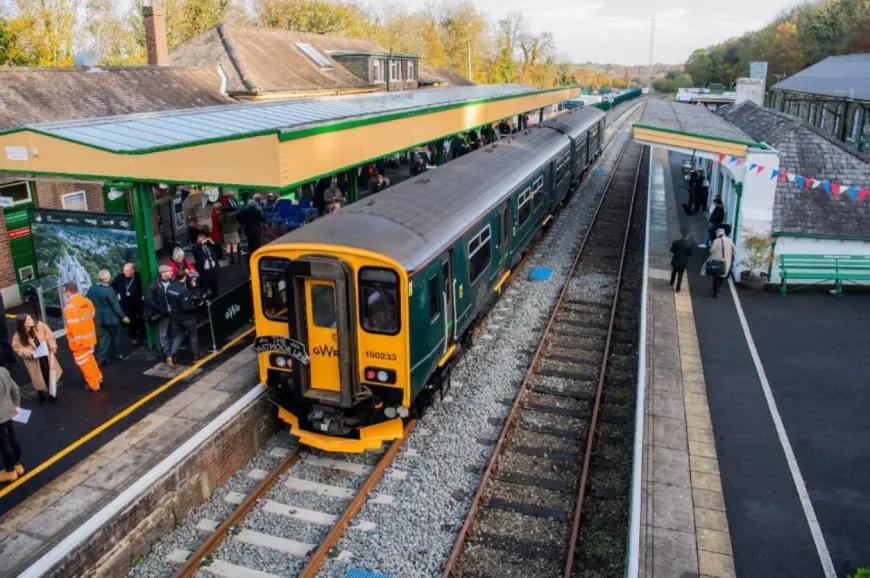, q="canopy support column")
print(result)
[133,183,160,350]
